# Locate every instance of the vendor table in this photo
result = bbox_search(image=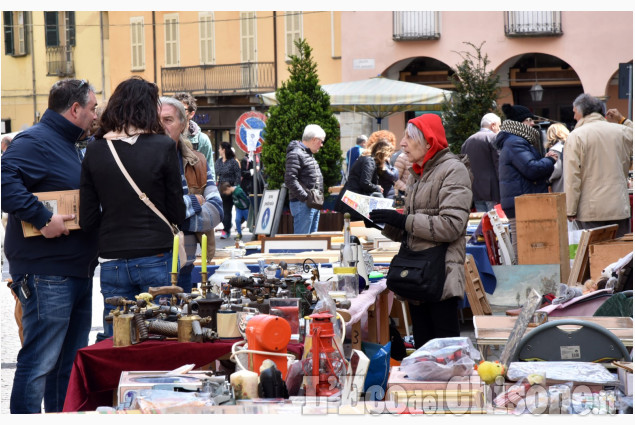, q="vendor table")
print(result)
[473,315,633,359]
[63,338,304,412]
